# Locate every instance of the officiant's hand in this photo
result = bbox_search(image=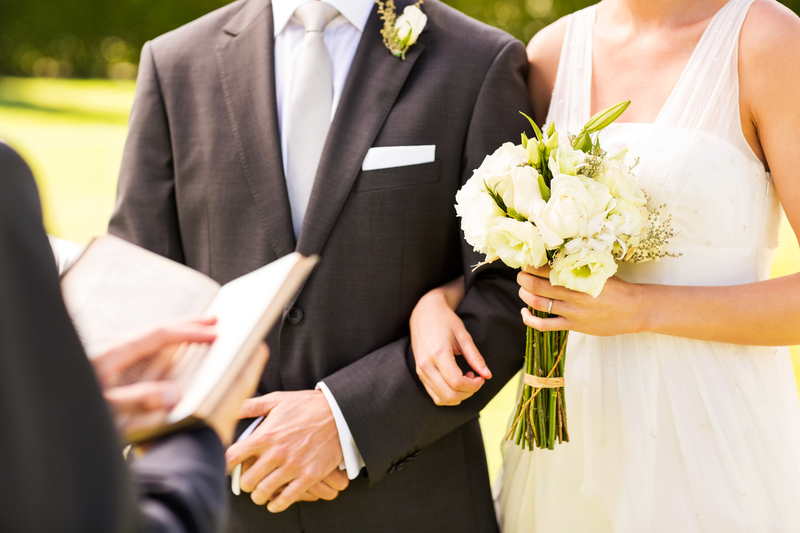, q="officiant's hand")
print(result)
[94,318,218,433]
[518,266,644,336]
[410,280,490,406]
[225,390,345,512]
